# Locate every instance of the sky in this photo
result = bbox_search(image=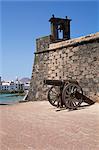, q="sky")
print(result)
[1,0,99,81]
